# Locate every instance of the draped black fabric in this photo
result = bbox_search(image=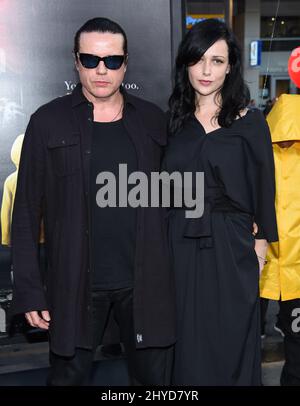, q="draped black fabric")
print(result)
[163,109,278,386]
